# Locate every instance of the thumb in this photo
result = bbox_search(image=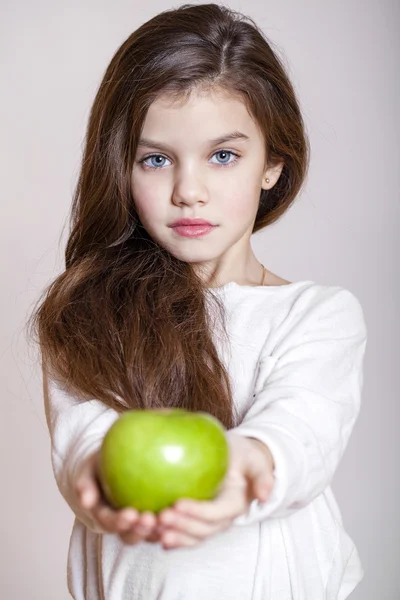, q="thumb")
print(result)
[75,452,101,509]
[245,441,274,502]
[246,471,271,503]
